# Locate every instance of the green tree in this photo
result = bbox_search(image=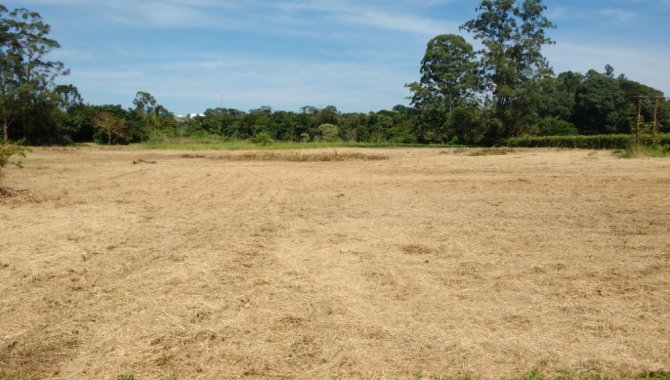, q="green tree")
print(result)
[461,0,555,139]
[407,34,479,118]
[93,107,127,144]
[407,34,480,143]
[133,91,158,129]
[0,6,69,143]
[318,105,339,126]
[51,84,86,144]
[618,75,668,133]
[533,71,582,122]
[572,67,627,134]
[318,123,341,143]
[253,130,273,145]
[53,84,83,111]
[536,117,578,136]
